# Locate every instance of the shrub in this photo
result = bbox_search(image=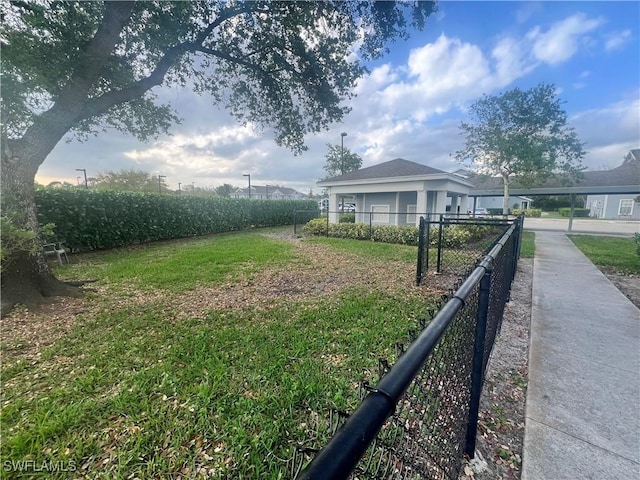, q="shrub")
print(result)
[558,208,590,217]
[302,218,328,236]
[331,222,371,240]
[303,219,506,249]
[634,233,640,257]
[339,213,355,223]
[487,208,503,215]
[371,225,419,245]
[36,188,318,250]
[512,208,541,217]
